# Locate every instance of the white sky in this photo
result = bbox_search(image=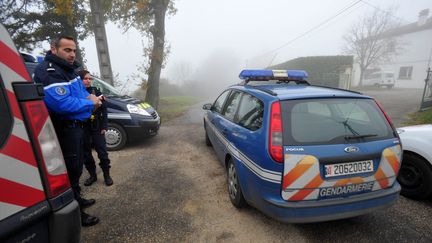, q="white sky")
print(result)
[79,0,432,88]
